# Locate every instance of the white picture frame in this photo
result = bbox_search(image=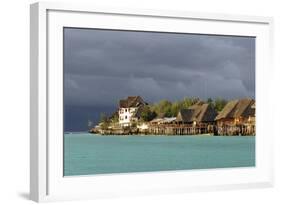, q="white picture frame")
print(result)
[30,2,274,202]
